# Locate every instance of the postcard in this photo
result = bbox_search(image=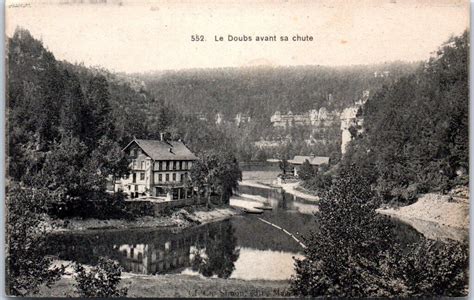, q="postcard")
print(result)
[5,0,469,297]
